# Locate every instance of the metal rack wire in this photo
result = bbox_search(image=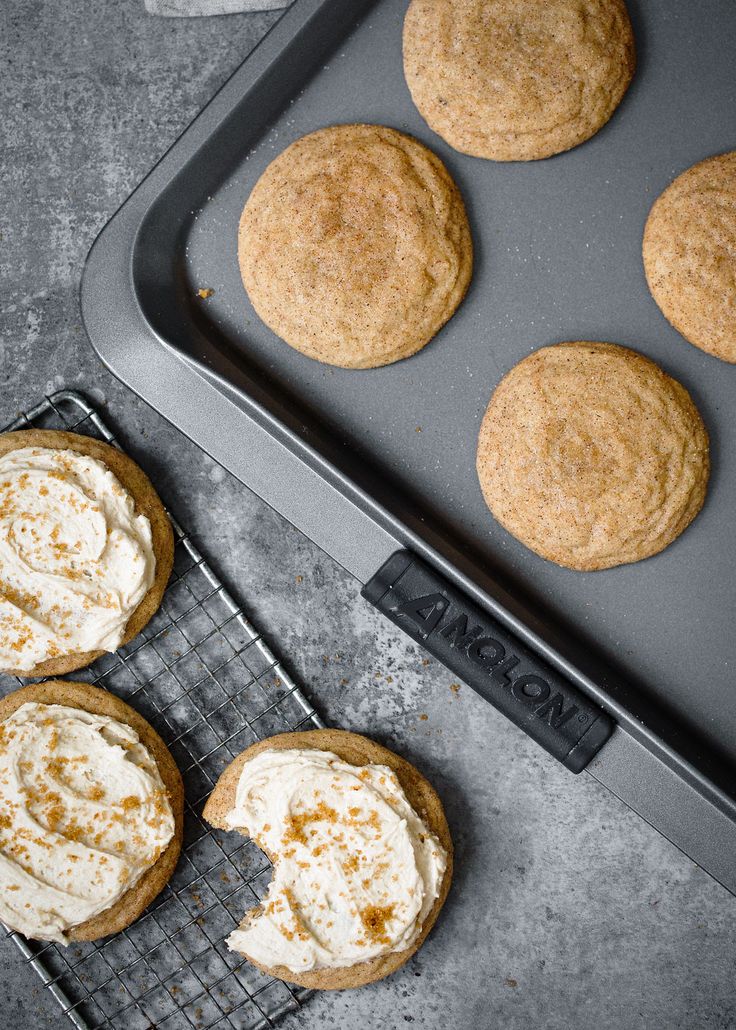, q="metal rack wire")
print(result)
[1,390,323,1030]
